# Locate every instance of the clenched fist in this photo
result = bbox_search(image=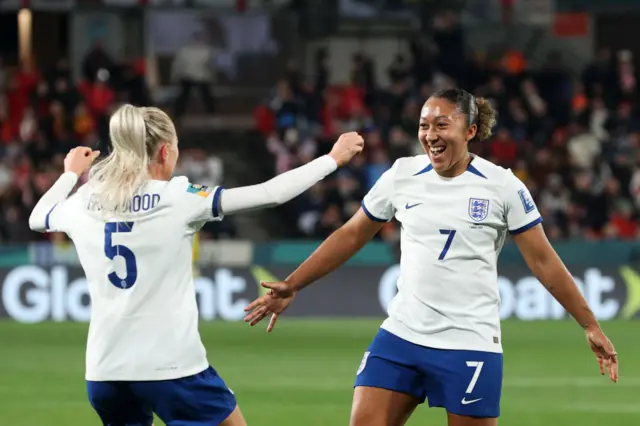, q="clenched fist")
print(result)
[64,147,101,177]
[329,132,365,167]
